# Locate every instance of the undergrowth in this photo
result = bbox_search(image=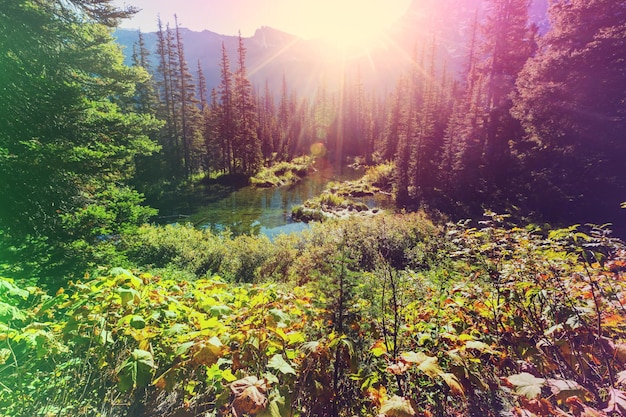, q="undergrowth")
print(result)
[2,213,626,417]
